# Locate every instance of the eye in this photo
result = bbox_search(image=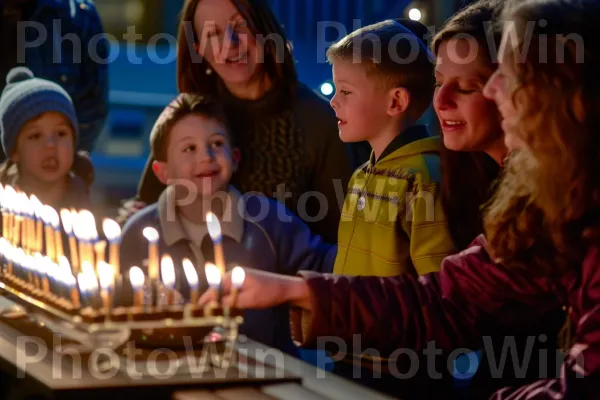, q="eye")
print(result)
[27,132,42,141]
[57,129,70,138]
[211,139,226,149]
[235,19,248,30]
[434,82,442,89]
[183,144,196,153]
[457,87,477,95]
[339,90,351,96]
